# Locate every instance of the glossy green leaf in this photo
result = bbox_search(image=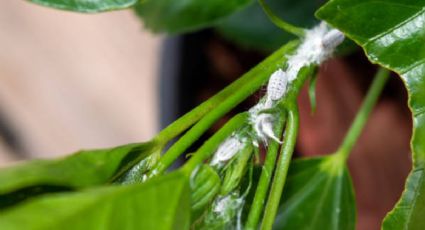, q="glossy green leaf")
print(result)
[134,0,252,34]
[0,171,190,230]
[273,156,356,230]
[28,0,137,13]
[317,2,425,229]
[216,0,319,51]
[0,141,160,208]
